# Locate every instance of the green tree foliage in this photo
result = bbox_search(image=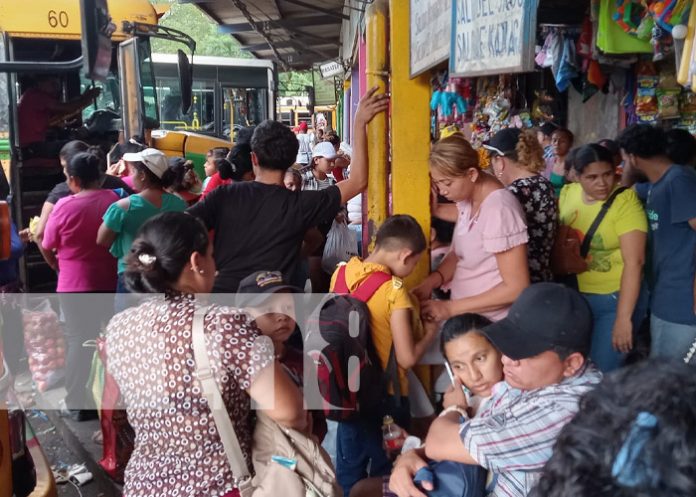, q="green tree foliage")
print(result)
[278,71,313,96]
[150,1,314,98]
[150,2,251,58]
